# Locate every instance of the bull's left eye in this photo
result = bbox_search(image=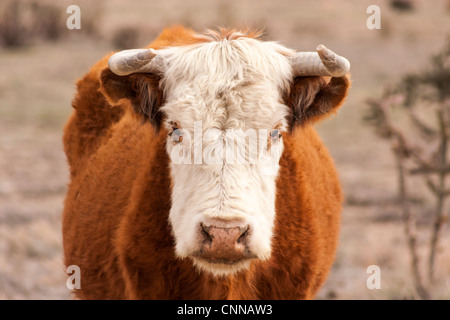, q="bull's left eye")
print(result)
[270,129,282,143]
[169,127,183,143]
